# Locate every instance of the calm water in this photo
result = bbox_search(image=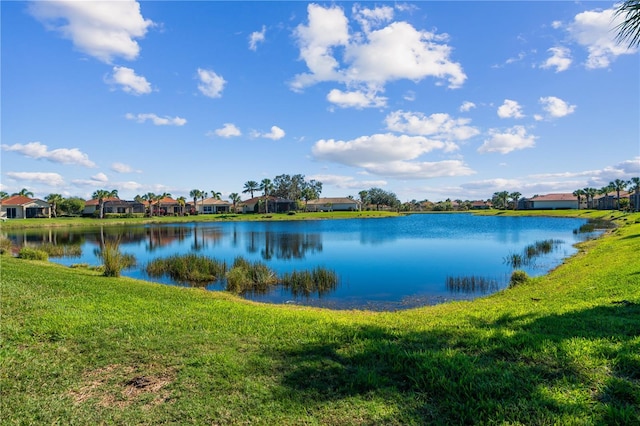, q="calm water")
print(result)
[6,214,591,310]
